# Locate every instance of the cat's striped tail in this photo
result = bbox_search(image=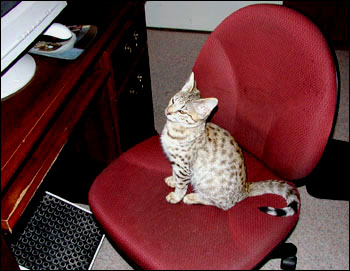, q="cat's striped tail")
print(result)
[247,180,299,217]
